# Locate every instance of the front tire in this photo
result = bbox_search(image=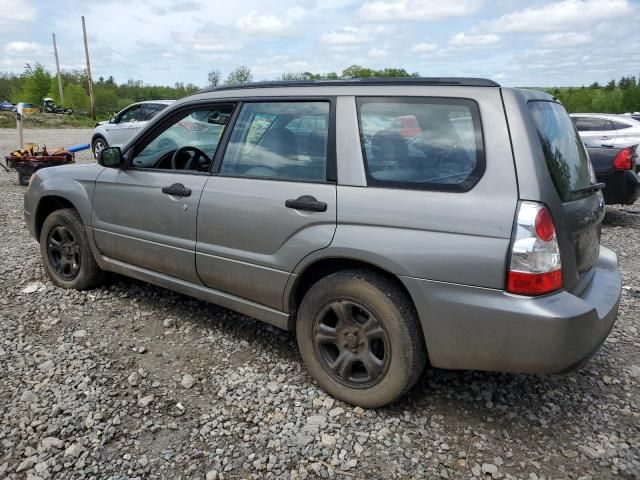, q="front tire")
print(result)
[40,208,104,290]
[92,136,108,159]
[297,270,426,408]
